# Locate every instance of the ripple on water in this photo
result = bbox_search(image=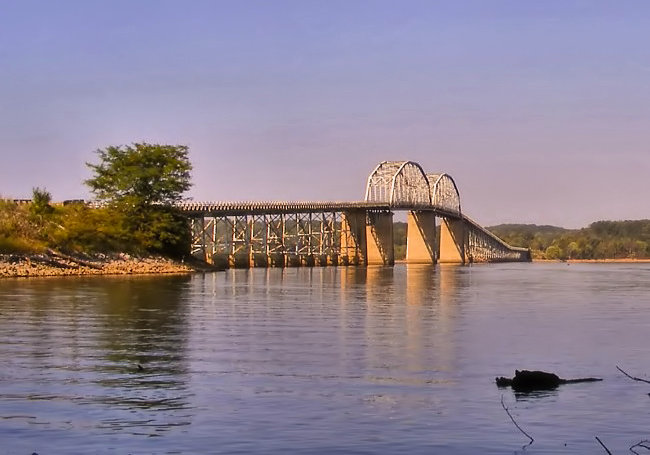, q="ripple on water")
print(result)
[1,266,650,453]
